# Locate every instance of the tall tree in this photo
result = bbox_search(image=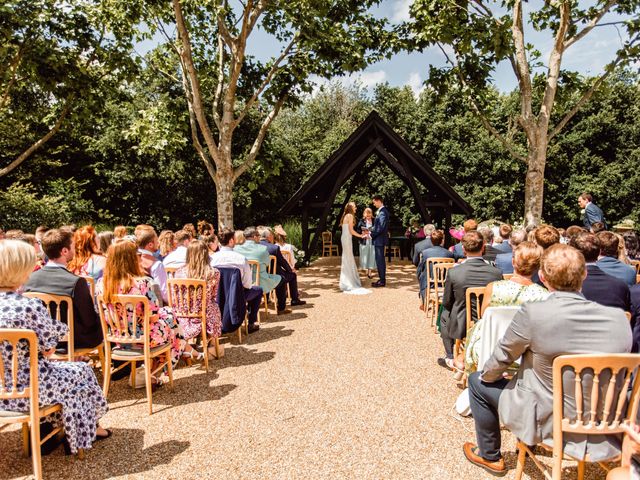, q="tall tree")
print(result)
[410,0,640,225]
[147,0,393,228]
[0,0,139,177]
